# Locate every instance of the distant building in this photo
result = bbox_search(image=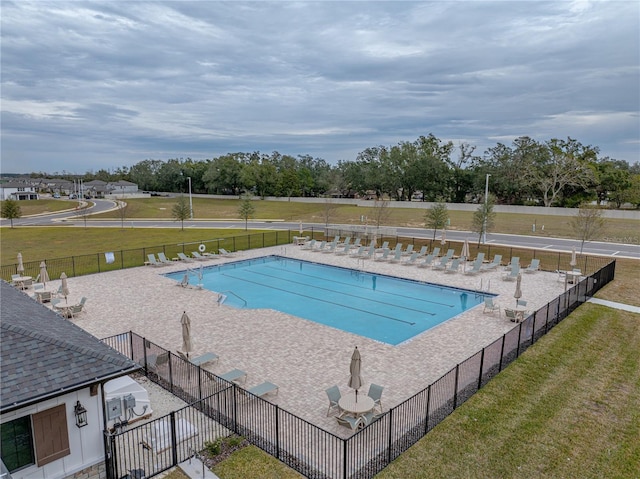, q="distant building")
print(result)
[0,181,39,200]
